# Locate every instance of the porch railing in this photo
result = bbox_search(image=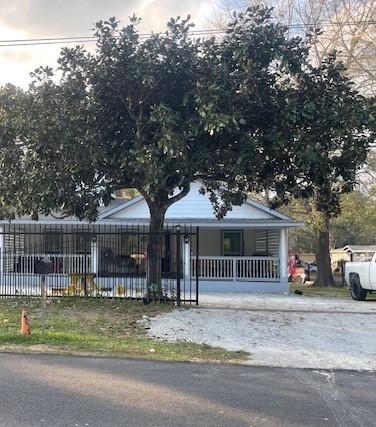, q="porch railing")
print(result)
[4,253,92,275]
[191,256,280,281]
